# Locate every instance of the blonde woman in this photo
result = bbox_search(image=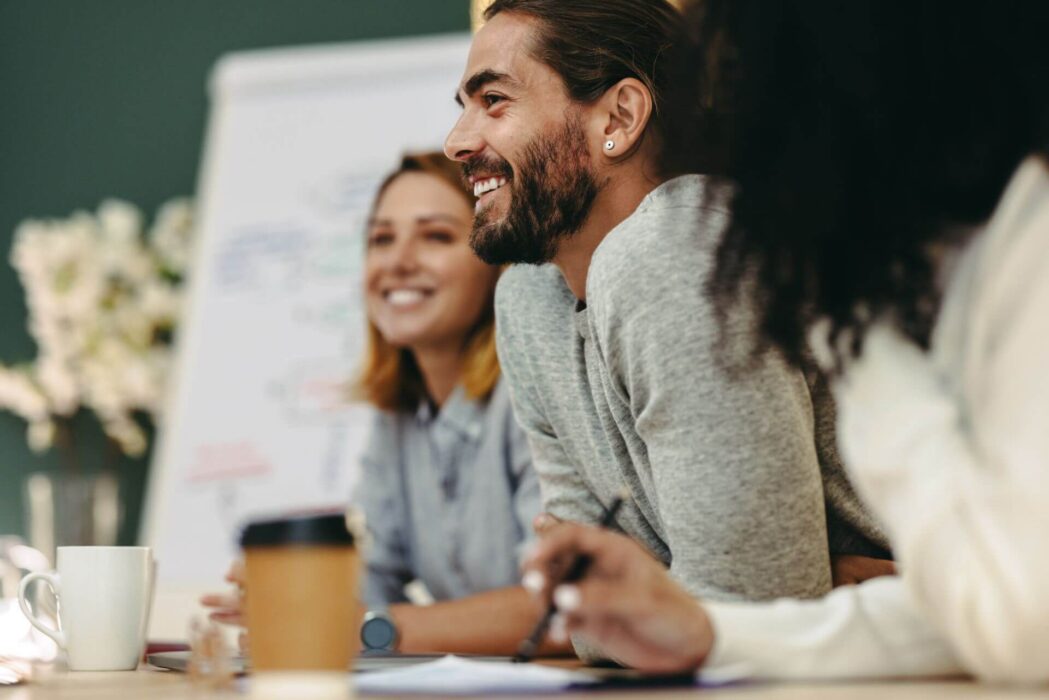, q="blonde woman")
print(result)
[205,153,566,657]
[351,152,557,655]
